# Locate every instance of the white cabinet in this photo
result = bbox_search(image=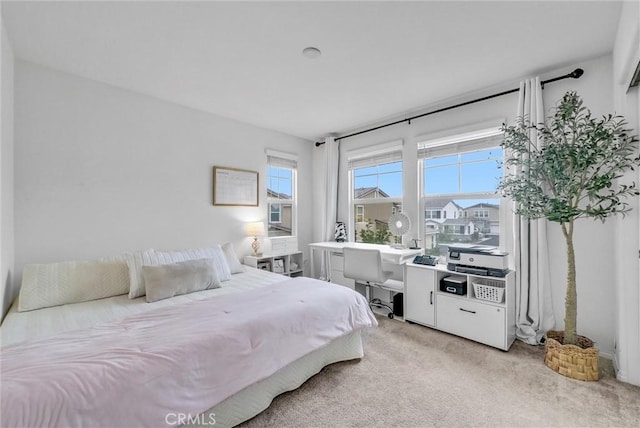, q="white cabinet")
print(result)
[436,294,506,349]
[405,263,515,351]
[404,265,435,327]
[244,252,304,277]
